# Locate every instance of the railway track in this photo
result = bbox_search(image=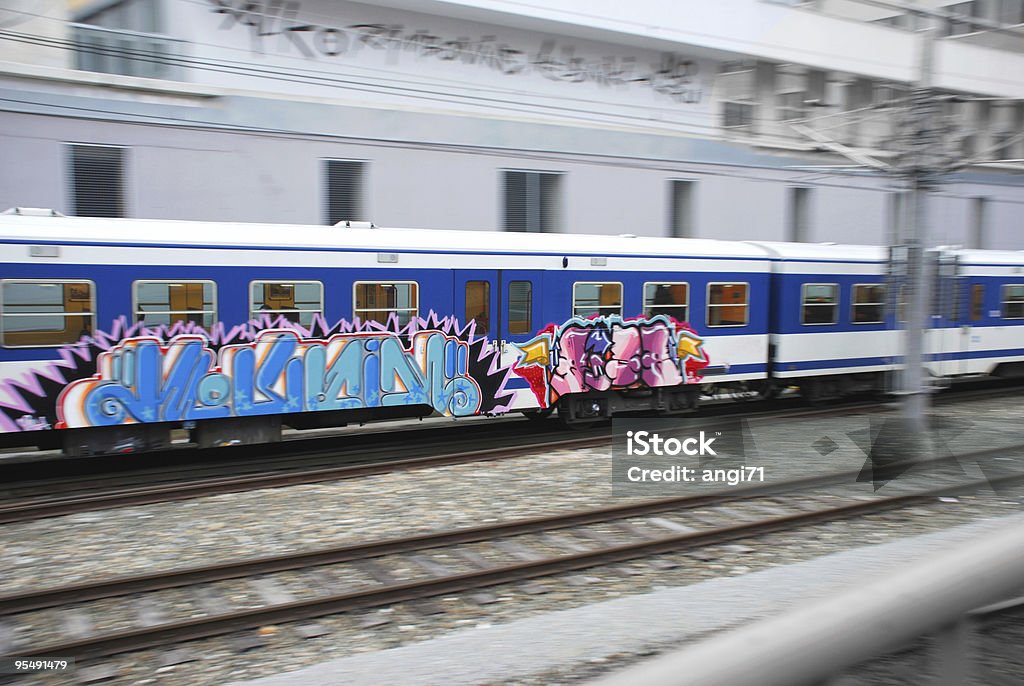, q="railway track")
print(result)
[1,376,1015,495]
[0,417,571,499]
[0,434,610,524]
[4,443,1023,663]
[0,380,1015,525]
